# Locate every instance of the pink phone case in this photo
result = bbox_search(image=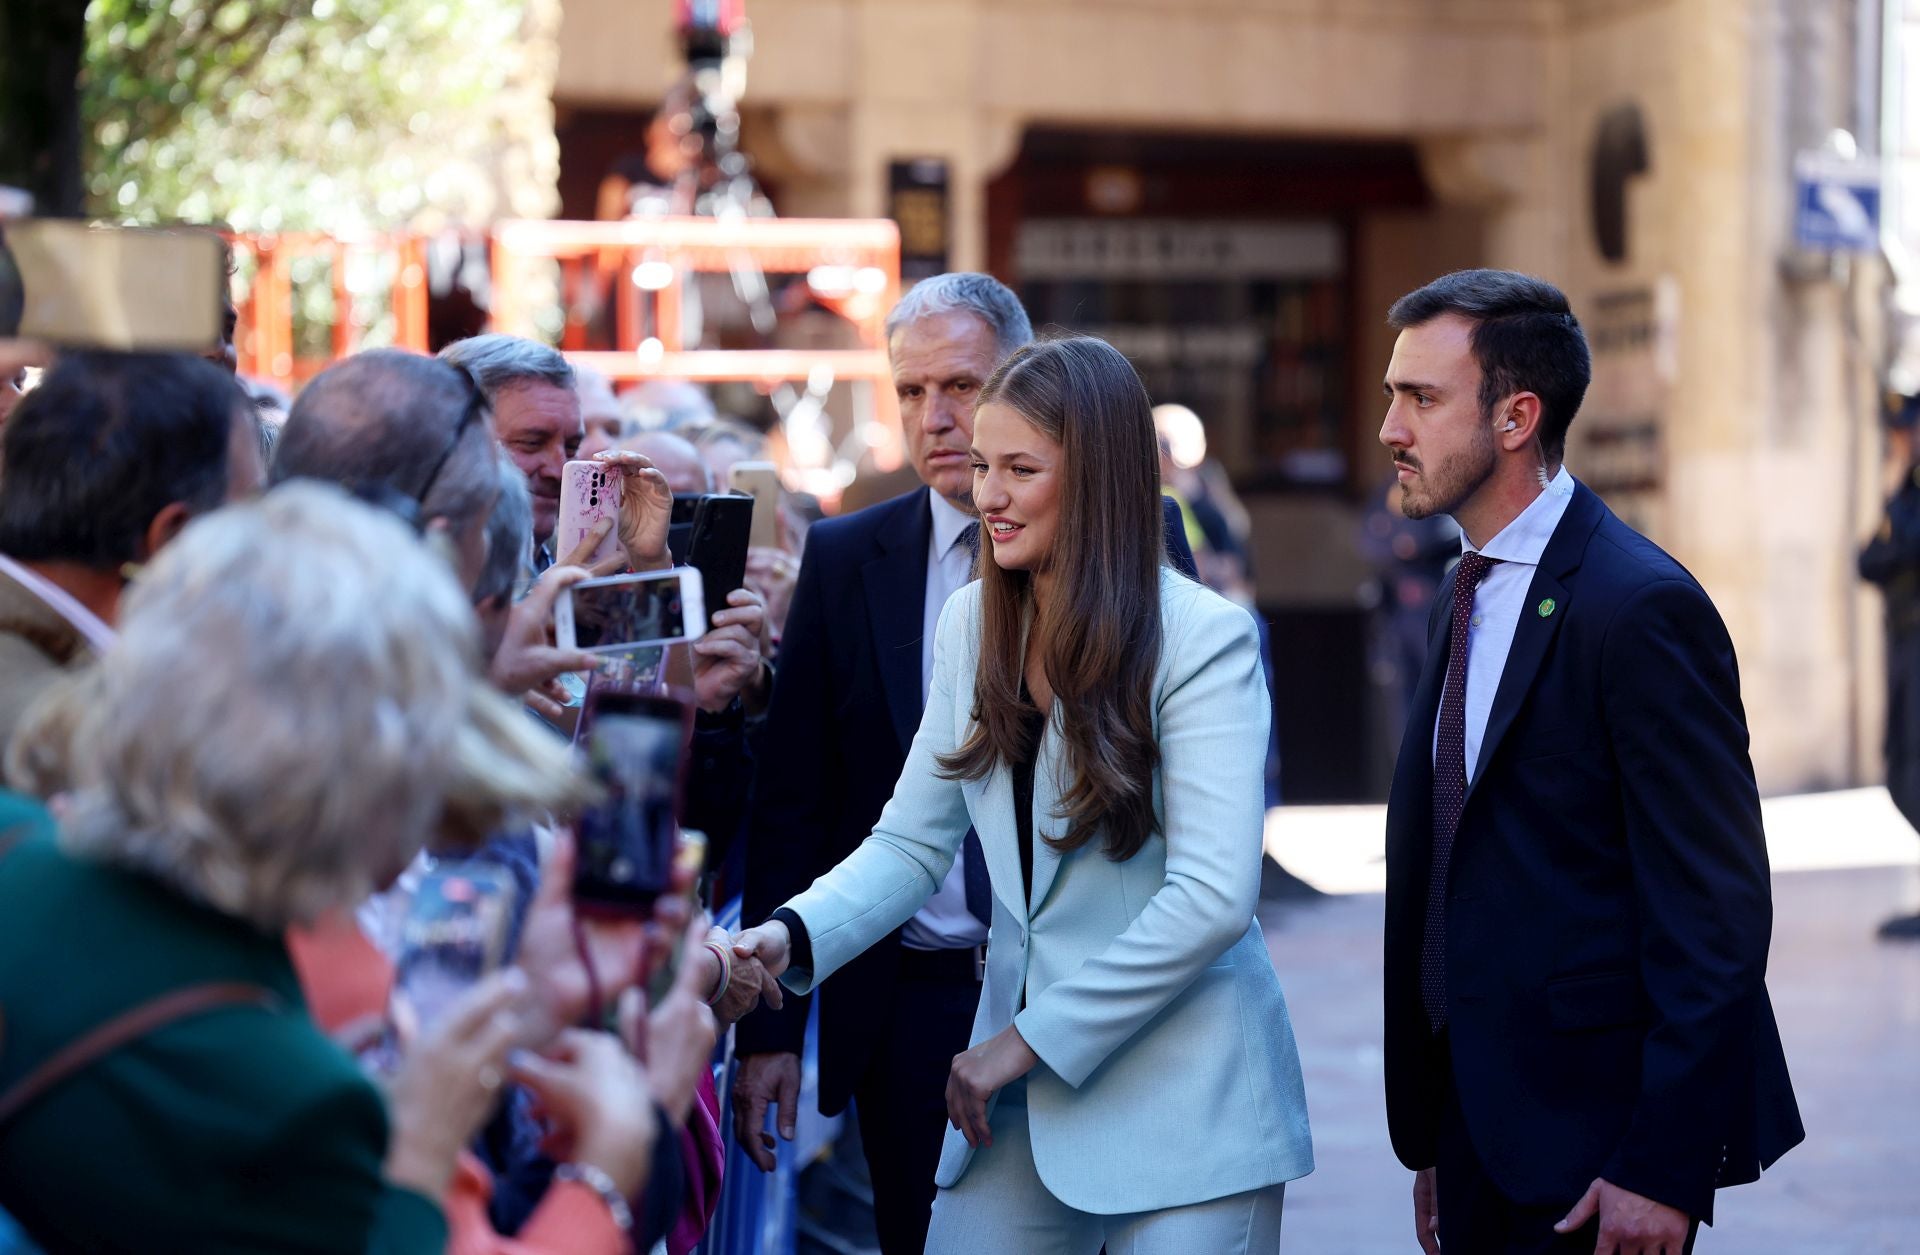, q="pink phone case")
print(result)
[556,460,625,568]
